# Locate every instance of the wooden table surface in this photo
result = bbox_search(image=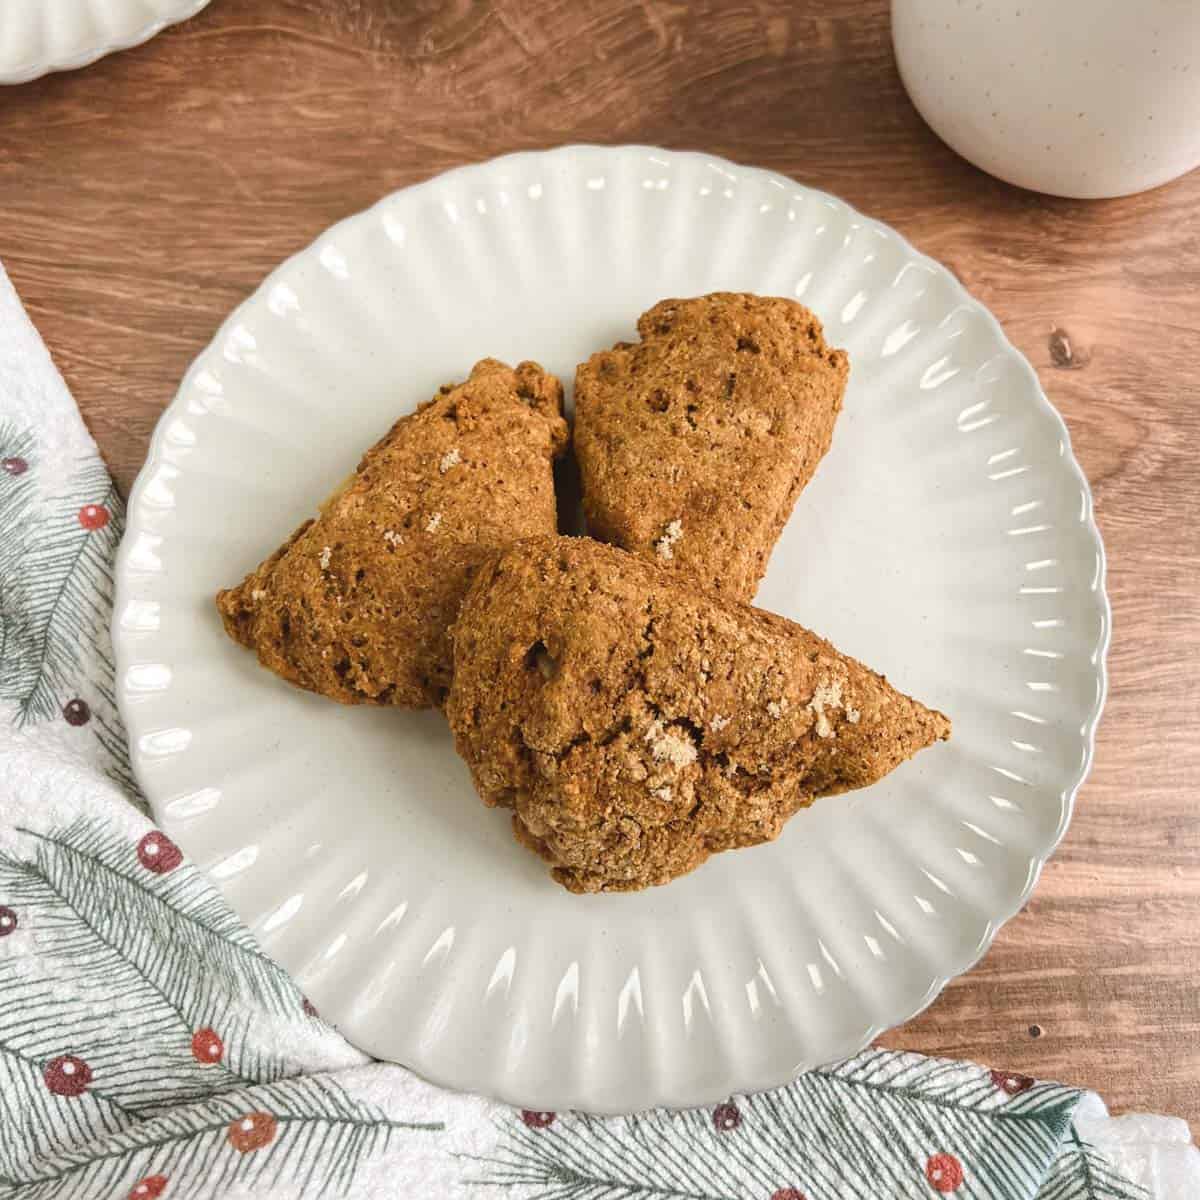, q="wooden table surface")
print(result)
[4,0,1197,1129]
